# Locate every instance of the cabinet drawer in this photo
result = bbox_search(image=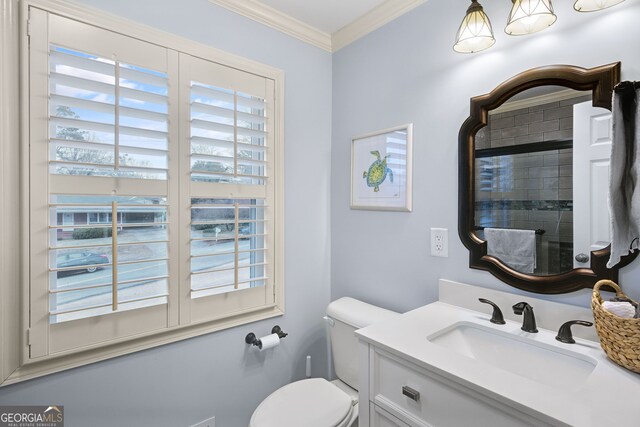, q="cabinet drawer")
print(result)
[370,404,411,427]
[371,348,547,427]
